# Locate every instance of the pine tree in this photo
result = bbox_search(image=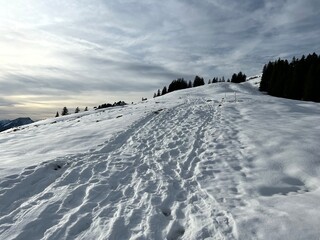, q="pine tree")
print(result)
[231,72,246,83]
[84,107,88,111]
[161,86,167,95]
[270,60,288,97]
[315,62,320,102]
[303,63,318,101]
[55,112,59,117]
[259,64,270,91]
[157,89,161,97]
[75,107,80,113]
[61,107,68,116]
[168,78,188,92]
[260,53,320,102]
[231,73,238,83]
[193,76,205,87]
